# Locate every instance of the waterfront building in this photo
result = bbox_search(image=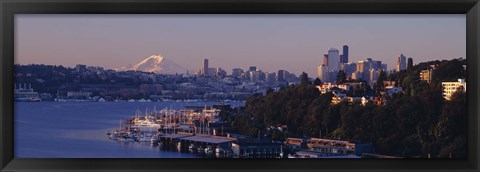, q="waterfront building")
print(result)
[67,91,92,99]
[286,138,308,150]
[442,79,466,100]
[14,83,40,102]
[305,138,374,157]
[231,140,283,158]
